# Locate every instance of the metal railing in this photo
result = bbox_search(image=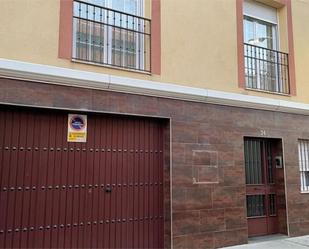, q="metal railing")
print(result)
[244,43,290,94]
[72,0,151,73]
